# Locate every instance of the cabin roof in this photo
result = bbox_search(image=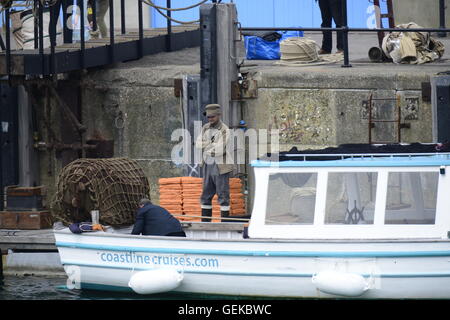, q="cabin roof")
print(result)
[254,143,450,167]
[252,154,450,168]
